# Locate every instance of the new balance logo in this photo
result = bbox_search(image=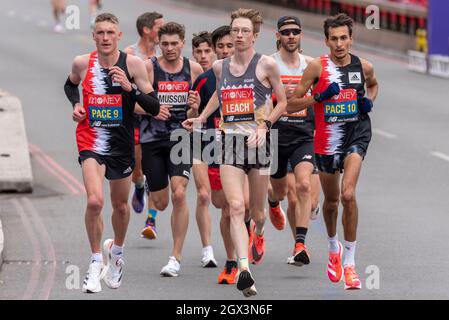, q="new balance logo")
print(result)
[302,154,312,160]
[349,72,361,84]
[122,167,132,174]
[183,170,190,178]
